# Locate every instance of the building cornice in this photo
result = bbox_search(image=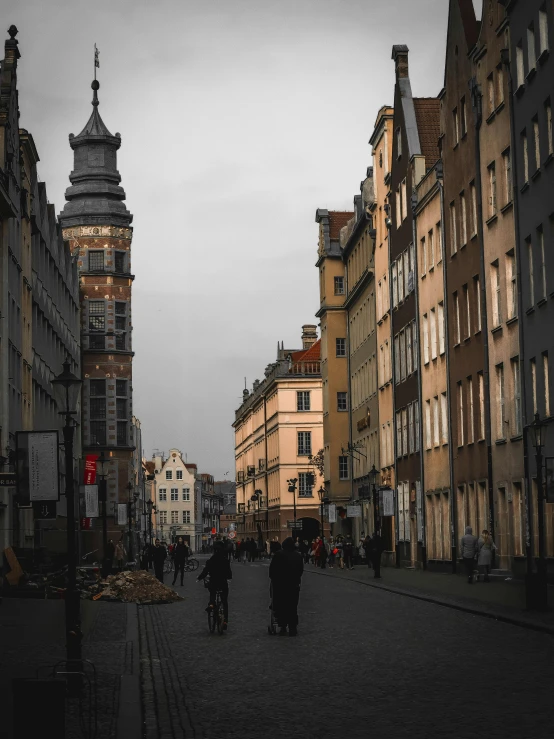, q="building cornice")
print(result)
[342,212,372,261]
